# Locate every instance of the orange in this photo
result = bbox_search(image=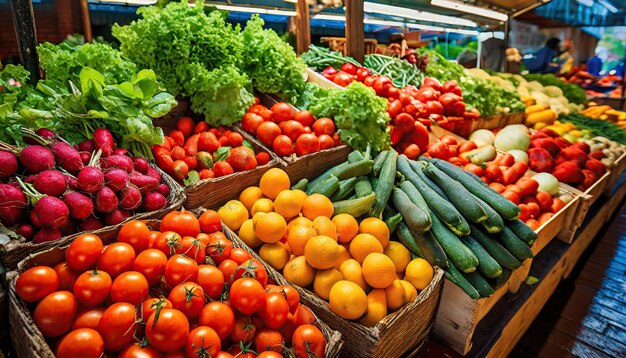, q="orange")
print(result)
[333,244,352,270]
[383,241,411,273]
[302,194,334,219]
[259,242,290,270]
[239,186,264,212]
[251,198,274,216]
[360,289,387,327]
[283,256,315,287]
[252,212,267,227]
[288,216,313,229]
[287,225,317,256]
[339,259,368,290]
[332,214,359,243]
[218,200,248,231]
[238,219,263,248]
[400,280,418,303]
[313,268,343,300]
[255,212,287,244]
[292,189,308,204]
[312,216,337,240]
[349,233,383,263]
[328,281,367,320]
[405,258,434,290]
[362,253,396,289]
[359,218,390,248]
[274,190,305,220]
[304,235,339,270]
[259,168,290,200]
[384,279,408,311]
